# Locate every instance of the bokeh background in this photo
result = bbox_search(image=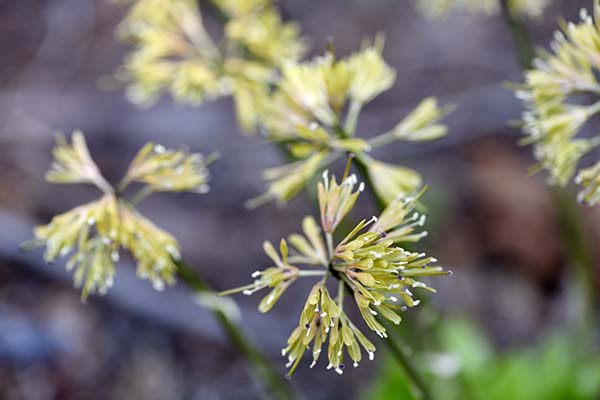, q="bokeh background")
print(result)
[1,0,600,399]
